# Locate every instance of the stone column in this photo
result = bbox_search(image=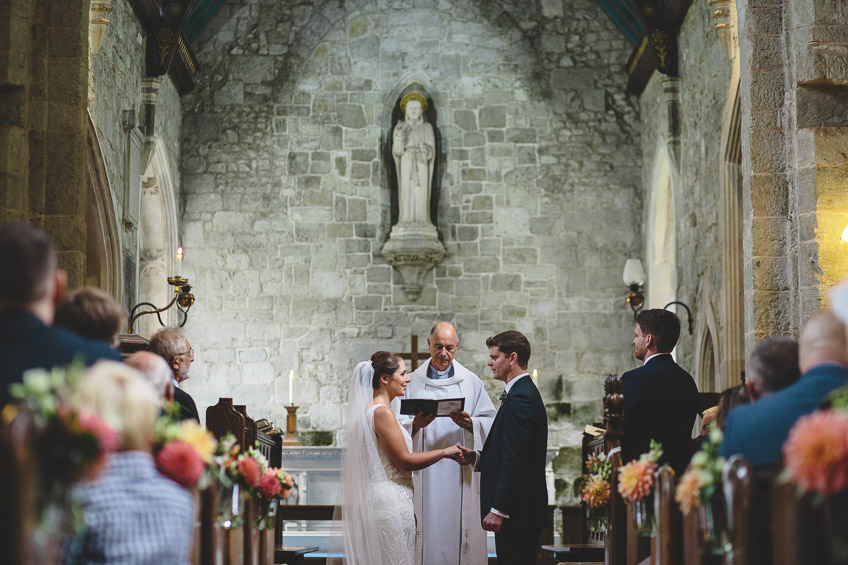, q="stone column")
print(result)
[0,0,91,287]
[787,0,848,319]
[738,0,792,347]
